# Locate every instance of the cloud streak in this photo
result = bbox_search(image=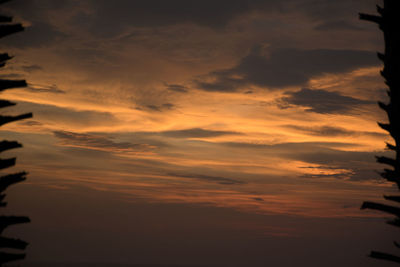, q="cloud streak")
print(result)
[54,130,153,153]
[195,47,378,92]
[168,172,244,185]
[280,88,373,114]
[161,128,242,139]
[284,124,385,138]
